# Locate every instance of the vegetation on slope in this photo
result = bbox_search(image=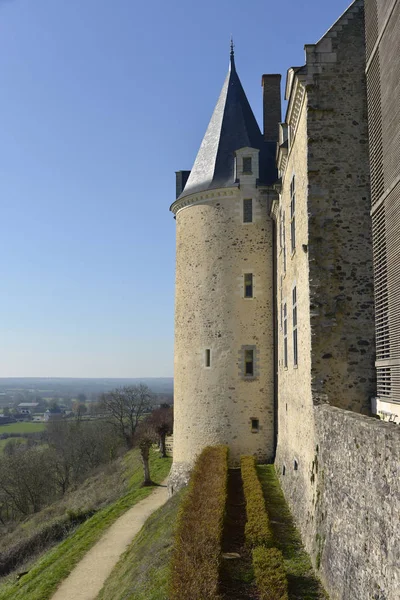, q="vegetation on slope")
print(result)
[0,450,171,600]
[257,466,328,600]
[170,446,229,600]
[98,489,185,600]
